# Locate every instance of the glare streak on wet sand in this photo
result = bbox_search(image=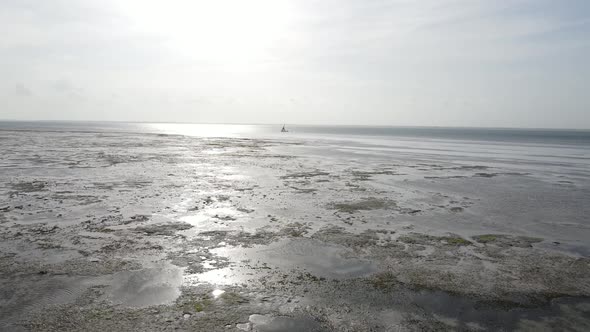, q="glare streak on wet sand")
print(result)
[0,126,590,331]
